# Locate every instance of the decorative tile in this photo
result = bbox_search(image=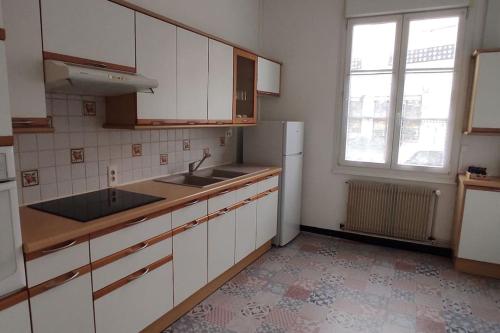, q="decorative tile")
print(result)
[82,100,96,116]
[219,136,226,146]
[183,139,191,151]
[160,154,168,165]
[132,144,142,157]
[70,148,85,164]
[21,170,39,187]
